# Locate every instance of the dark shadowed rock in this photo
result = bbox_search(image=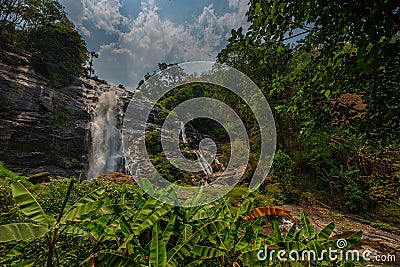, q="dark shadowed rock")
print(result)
[28,172,51,184]
[0,51,133,178]
[0,57,89,177]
